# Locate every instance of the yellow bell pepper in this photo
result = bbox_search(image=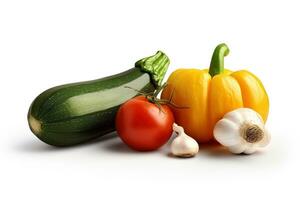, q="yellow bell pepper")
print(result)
[161,44,269,143]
